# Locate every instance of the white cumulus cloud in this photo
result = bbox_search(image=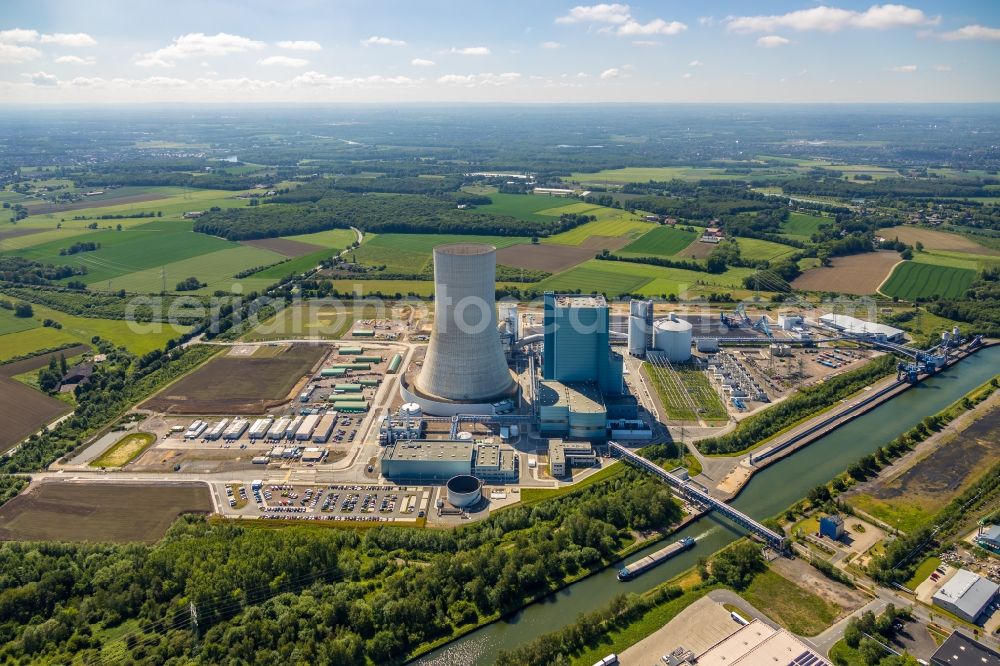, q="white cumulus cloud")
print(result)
[449,46,491,56]
[689,60,703,66]
[556,4,631,24]
[756,35,790,48]
[135,32,265,67]
[258,55,308,67]
[436,72,520,86]
[55,55,95,65]
[40,32,97,47]
[726,4,938,34]
[362,36,407,47]
[617,19,686,36]
[599,67,620,79]
[541,41,562,49]
[940,24,1000,41]
[411,58,435,67]
[0,28,40,43]
[890,64,917,72]
[0,43,41,64]
[681,72,693,79]
[290,71,421,88]
[24,71,59,86]
[276,40,322,51]
[933,64,951,72]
